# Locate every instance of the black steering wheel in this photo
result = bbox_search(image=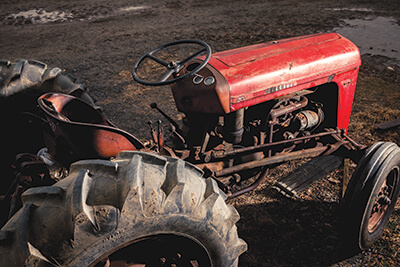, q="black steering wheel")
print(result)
[132,40,211,86]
